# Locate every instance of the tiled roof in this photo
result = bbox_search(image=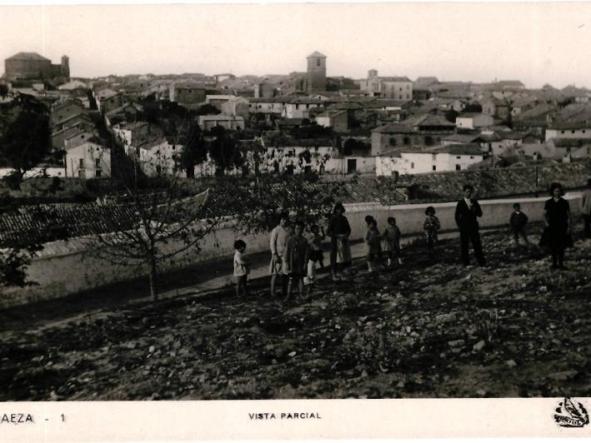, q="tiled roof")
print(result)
[380,76,412,83]
[432,144,483,156]
[442,133,481,143]
[549,121,591,130]
[373,123,416,134]
[0,204,136,248]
